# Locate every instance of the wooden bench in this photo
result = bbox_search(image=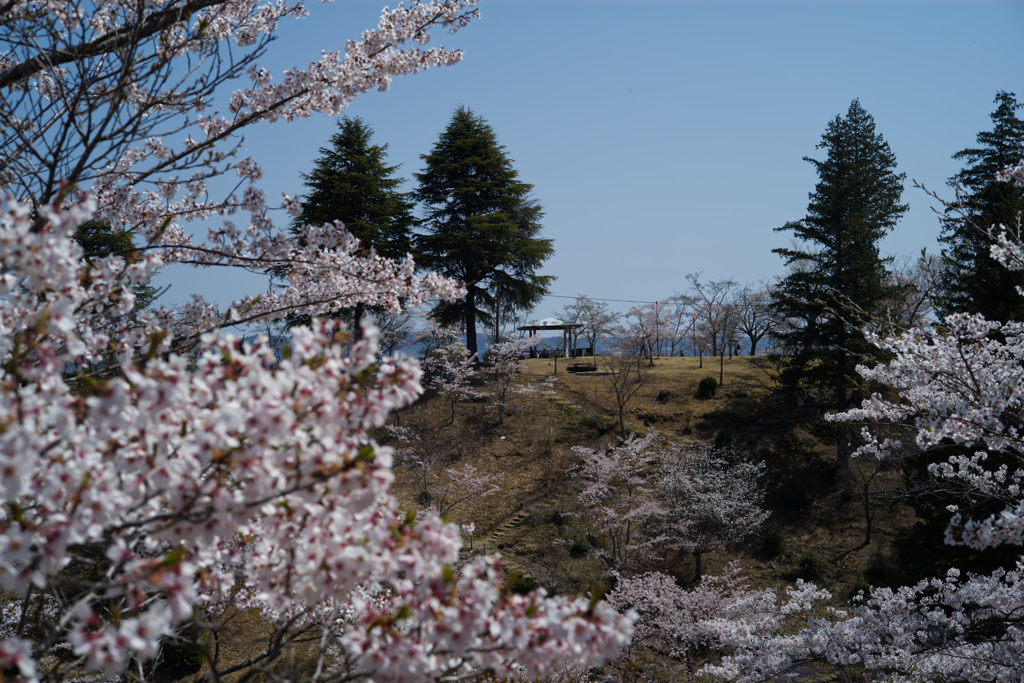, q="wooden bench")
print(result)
[566,362,597,373]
